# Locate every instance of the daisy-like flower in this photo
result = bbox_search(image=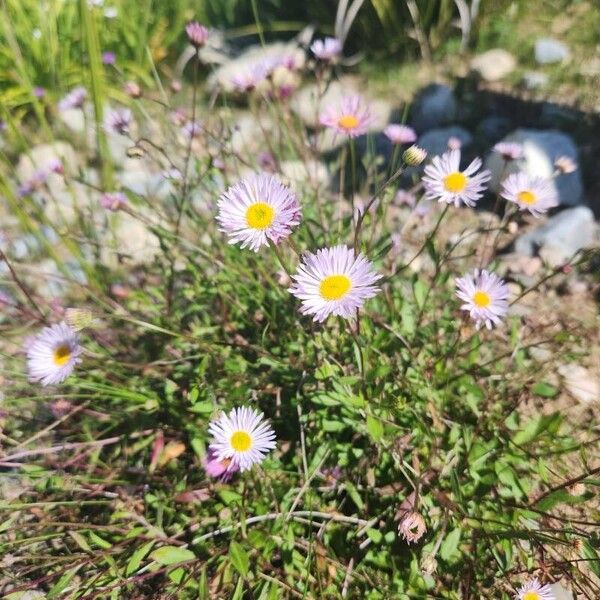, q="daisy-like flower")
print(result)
[311,37,342,61]
[203,449,240,481]
[398,511,427,544]
[186,21,210,48]
[383,124,417,145]
[422,149,491,207]
[58,86,87,111]
[514,578,555,600]
[500,172,558,217]
[493,141,524,161]
[320,95,373,138]
[288,245,381,322]
[27,322,82,386]
[216,173,301,252]
[101,192,128,211]
[208,406,276,472]
[104,108,132,136]
[455,269,509,330]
